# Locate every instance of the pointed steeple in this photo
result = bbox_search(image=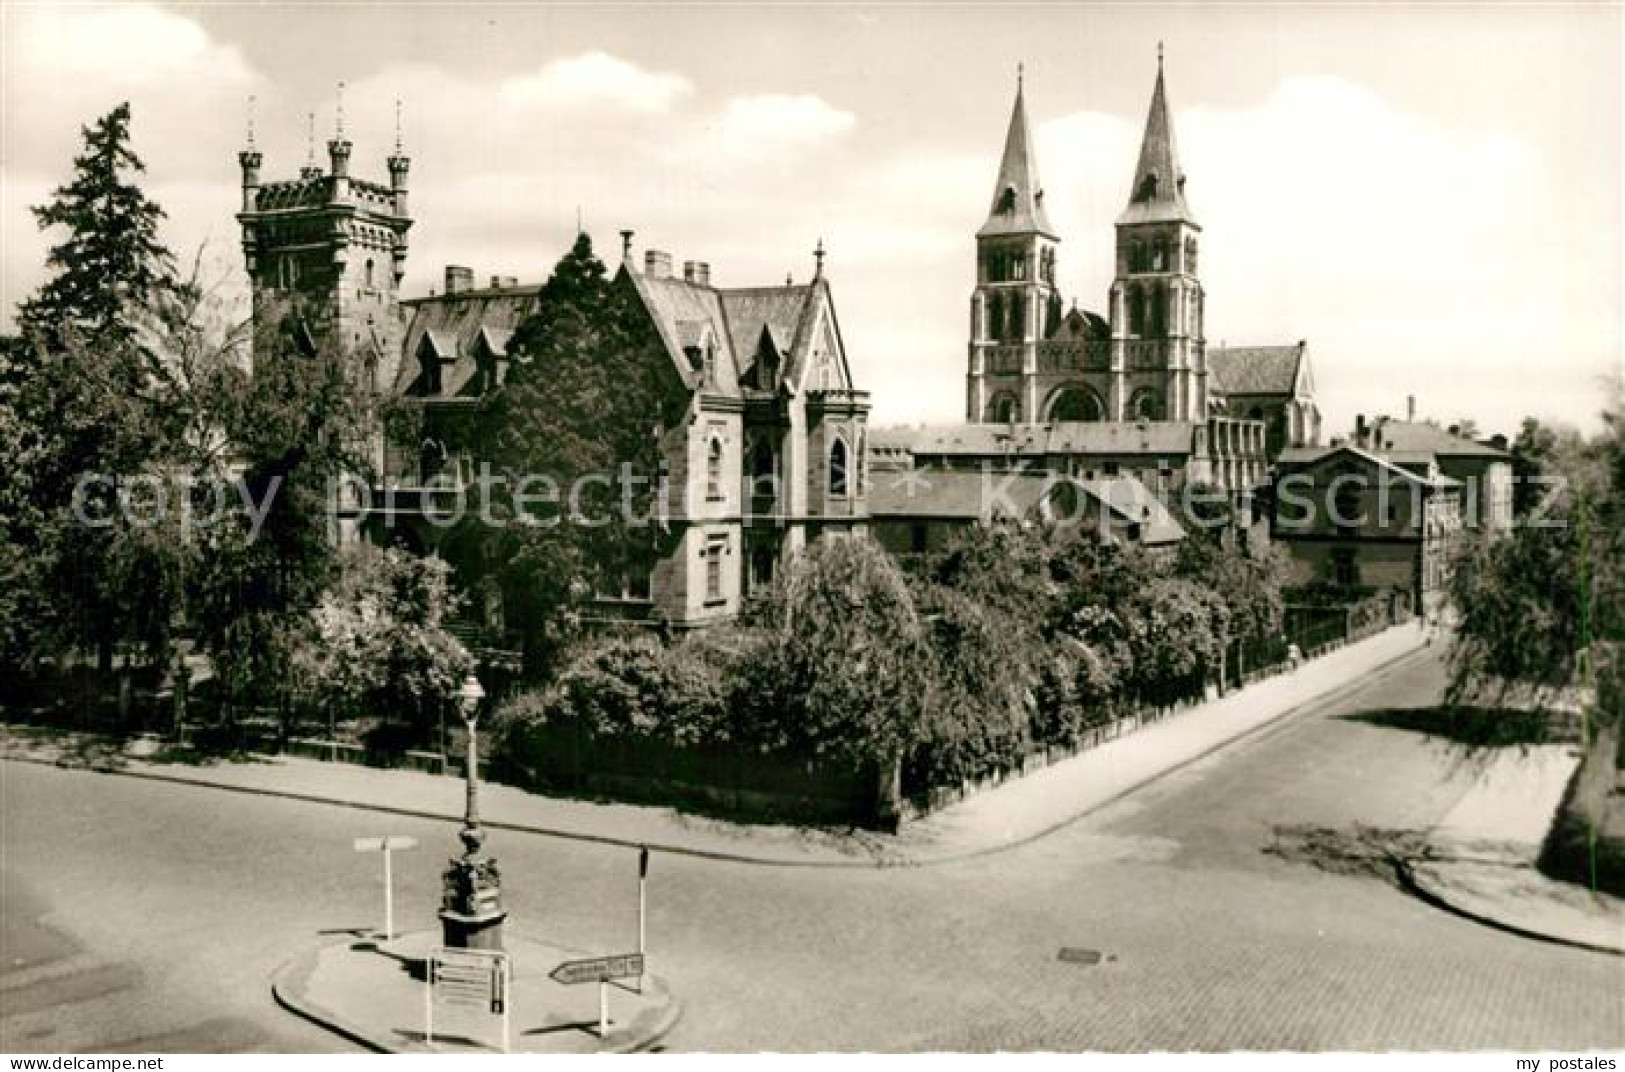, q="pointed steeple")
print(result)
[978,67,1055,238]
[1119,46,1194,225]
